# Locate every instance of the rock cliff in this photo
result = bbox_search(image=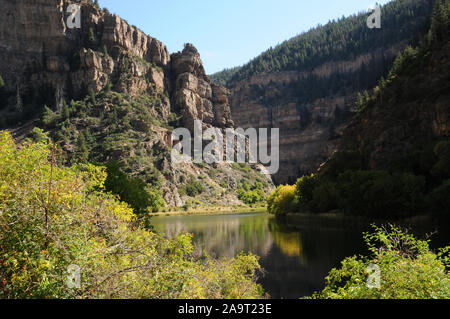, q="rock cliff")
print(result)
[228,46,404,184]
[0,0,271,207]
